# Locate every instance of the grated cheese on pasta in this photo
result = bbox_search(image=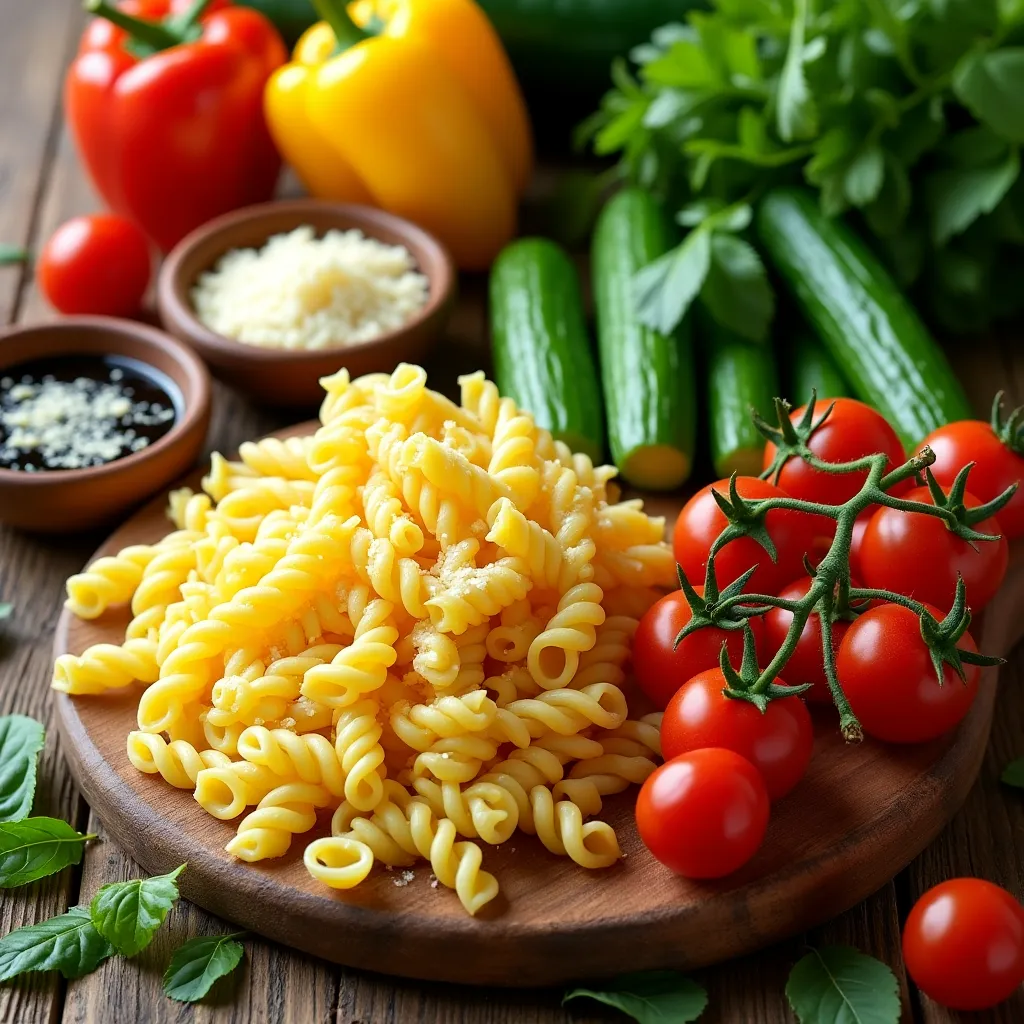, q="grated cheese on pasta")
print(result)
[191,226,429,351]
